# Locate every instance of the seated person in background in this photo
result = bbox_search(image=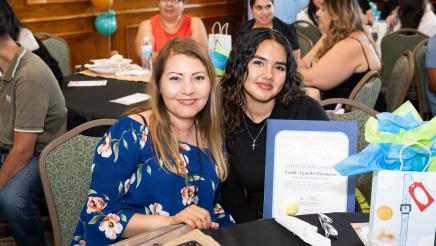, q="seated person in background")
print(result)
[381,0,398,20]
[296,0,322,27]
[387,0,436,37]
[219,28,328,223]
[72,38,234,245]
[134,0,208,59]
[0,8,67,246]
[426,34,436,116]
[1,0,64,85]
[357,0,373,25]
[235,0,301,60]
[299,0,381,102]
